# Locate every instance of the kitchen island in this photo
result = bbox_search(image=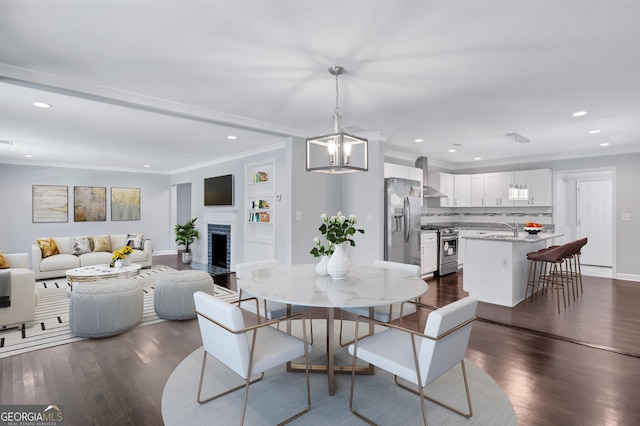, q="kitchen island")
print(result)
[462,232,563,307]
